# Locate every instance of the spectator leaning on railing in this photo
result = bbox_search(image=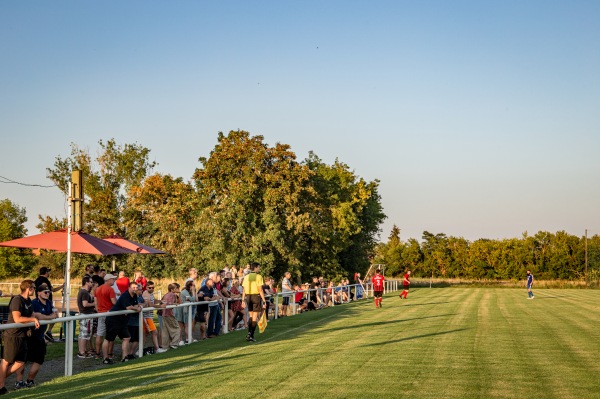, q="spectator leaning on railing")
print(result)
[0,280,40,396]
[177,280,196,345]
[94,273,118,360]
[203,273,222,339]
[125,284,146,360]
[280,272,293,317]
[141,281,166,353]
[102,282,142,364]
[13,283,58,389]
[76,276,97,358]
[33,266,63,342]
[161,283,181,350]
